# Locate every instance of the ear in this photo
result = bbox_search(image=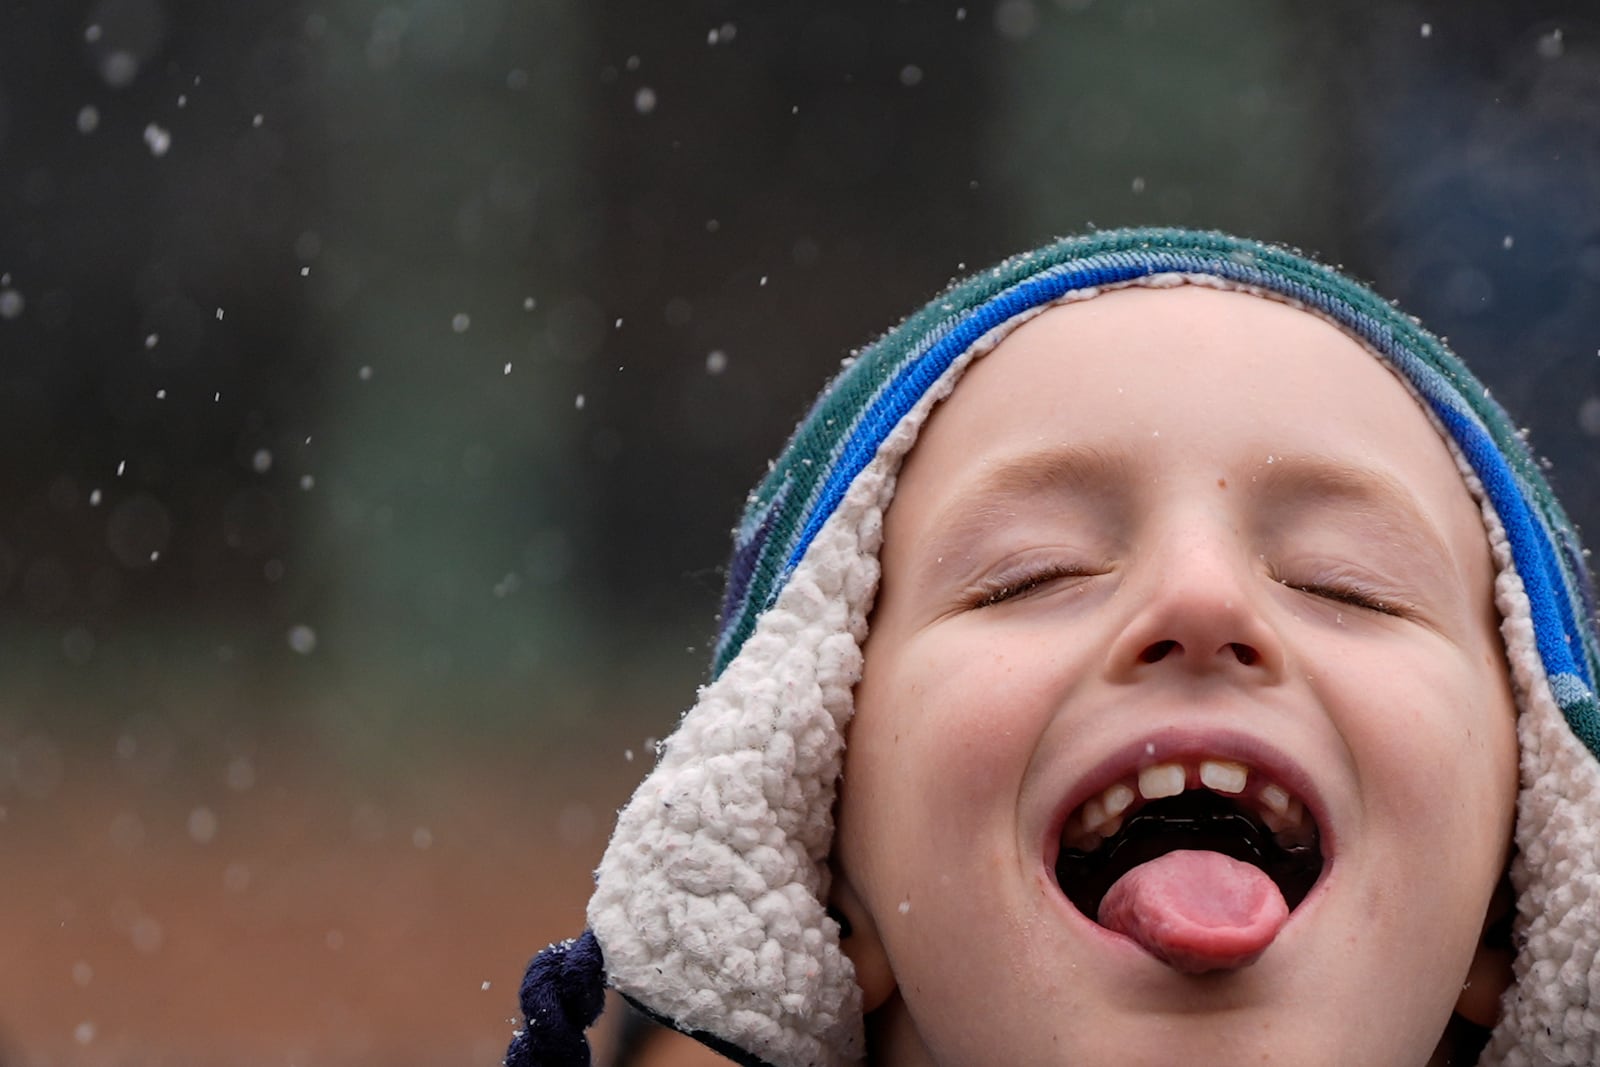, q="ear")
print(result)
[1454,874,1514,1028]
[828,869,896,1013]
